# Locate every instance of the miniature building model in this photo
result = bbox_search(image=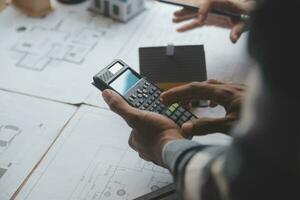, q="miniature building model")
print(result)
[90,0,145,22]
[12,0,52,17]
[139,44,207,91]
